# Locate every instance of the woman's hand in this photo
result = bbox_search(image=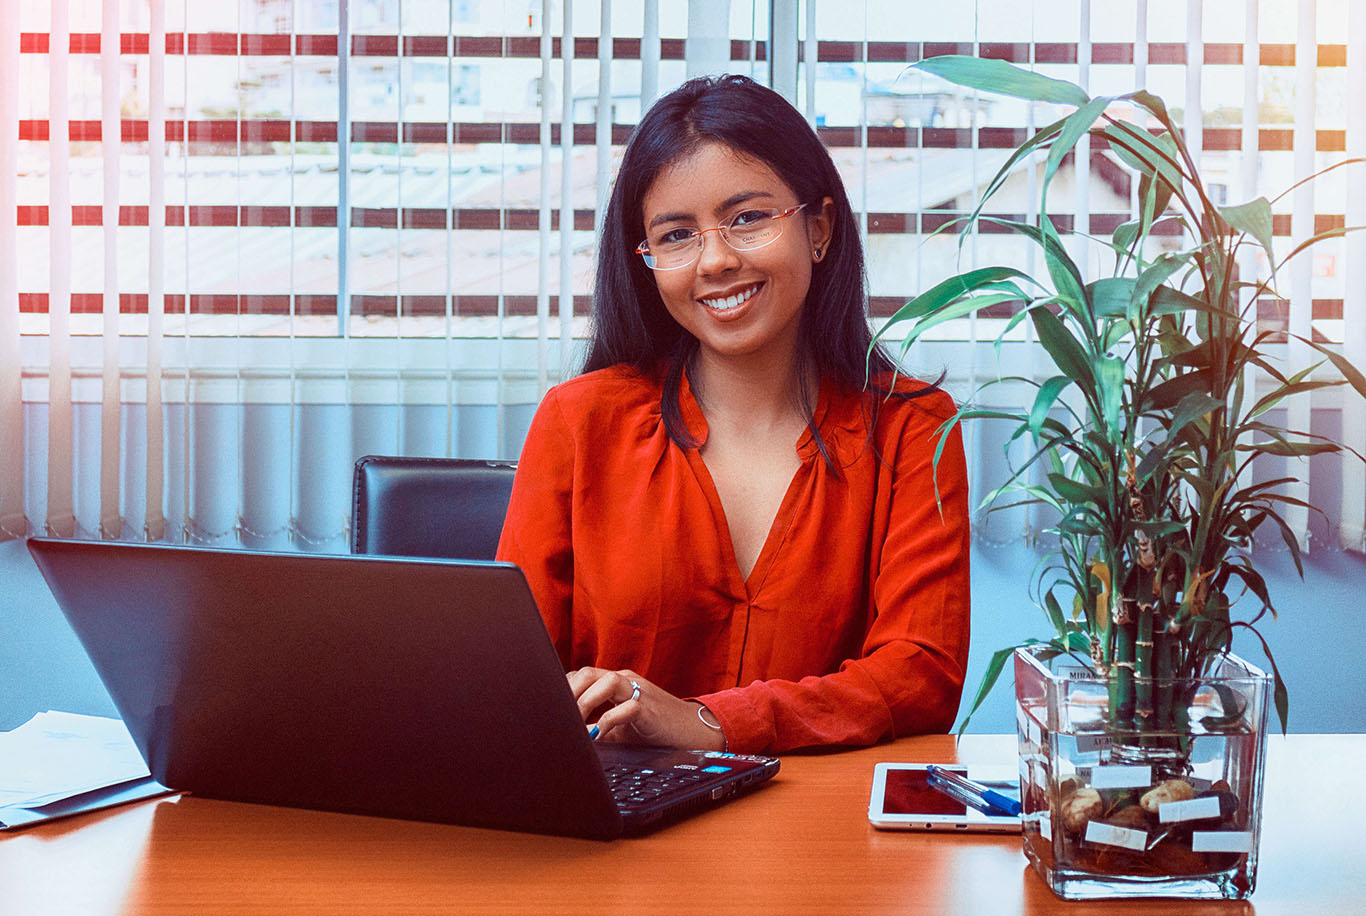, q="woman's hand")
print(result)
[567,667,727,751]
